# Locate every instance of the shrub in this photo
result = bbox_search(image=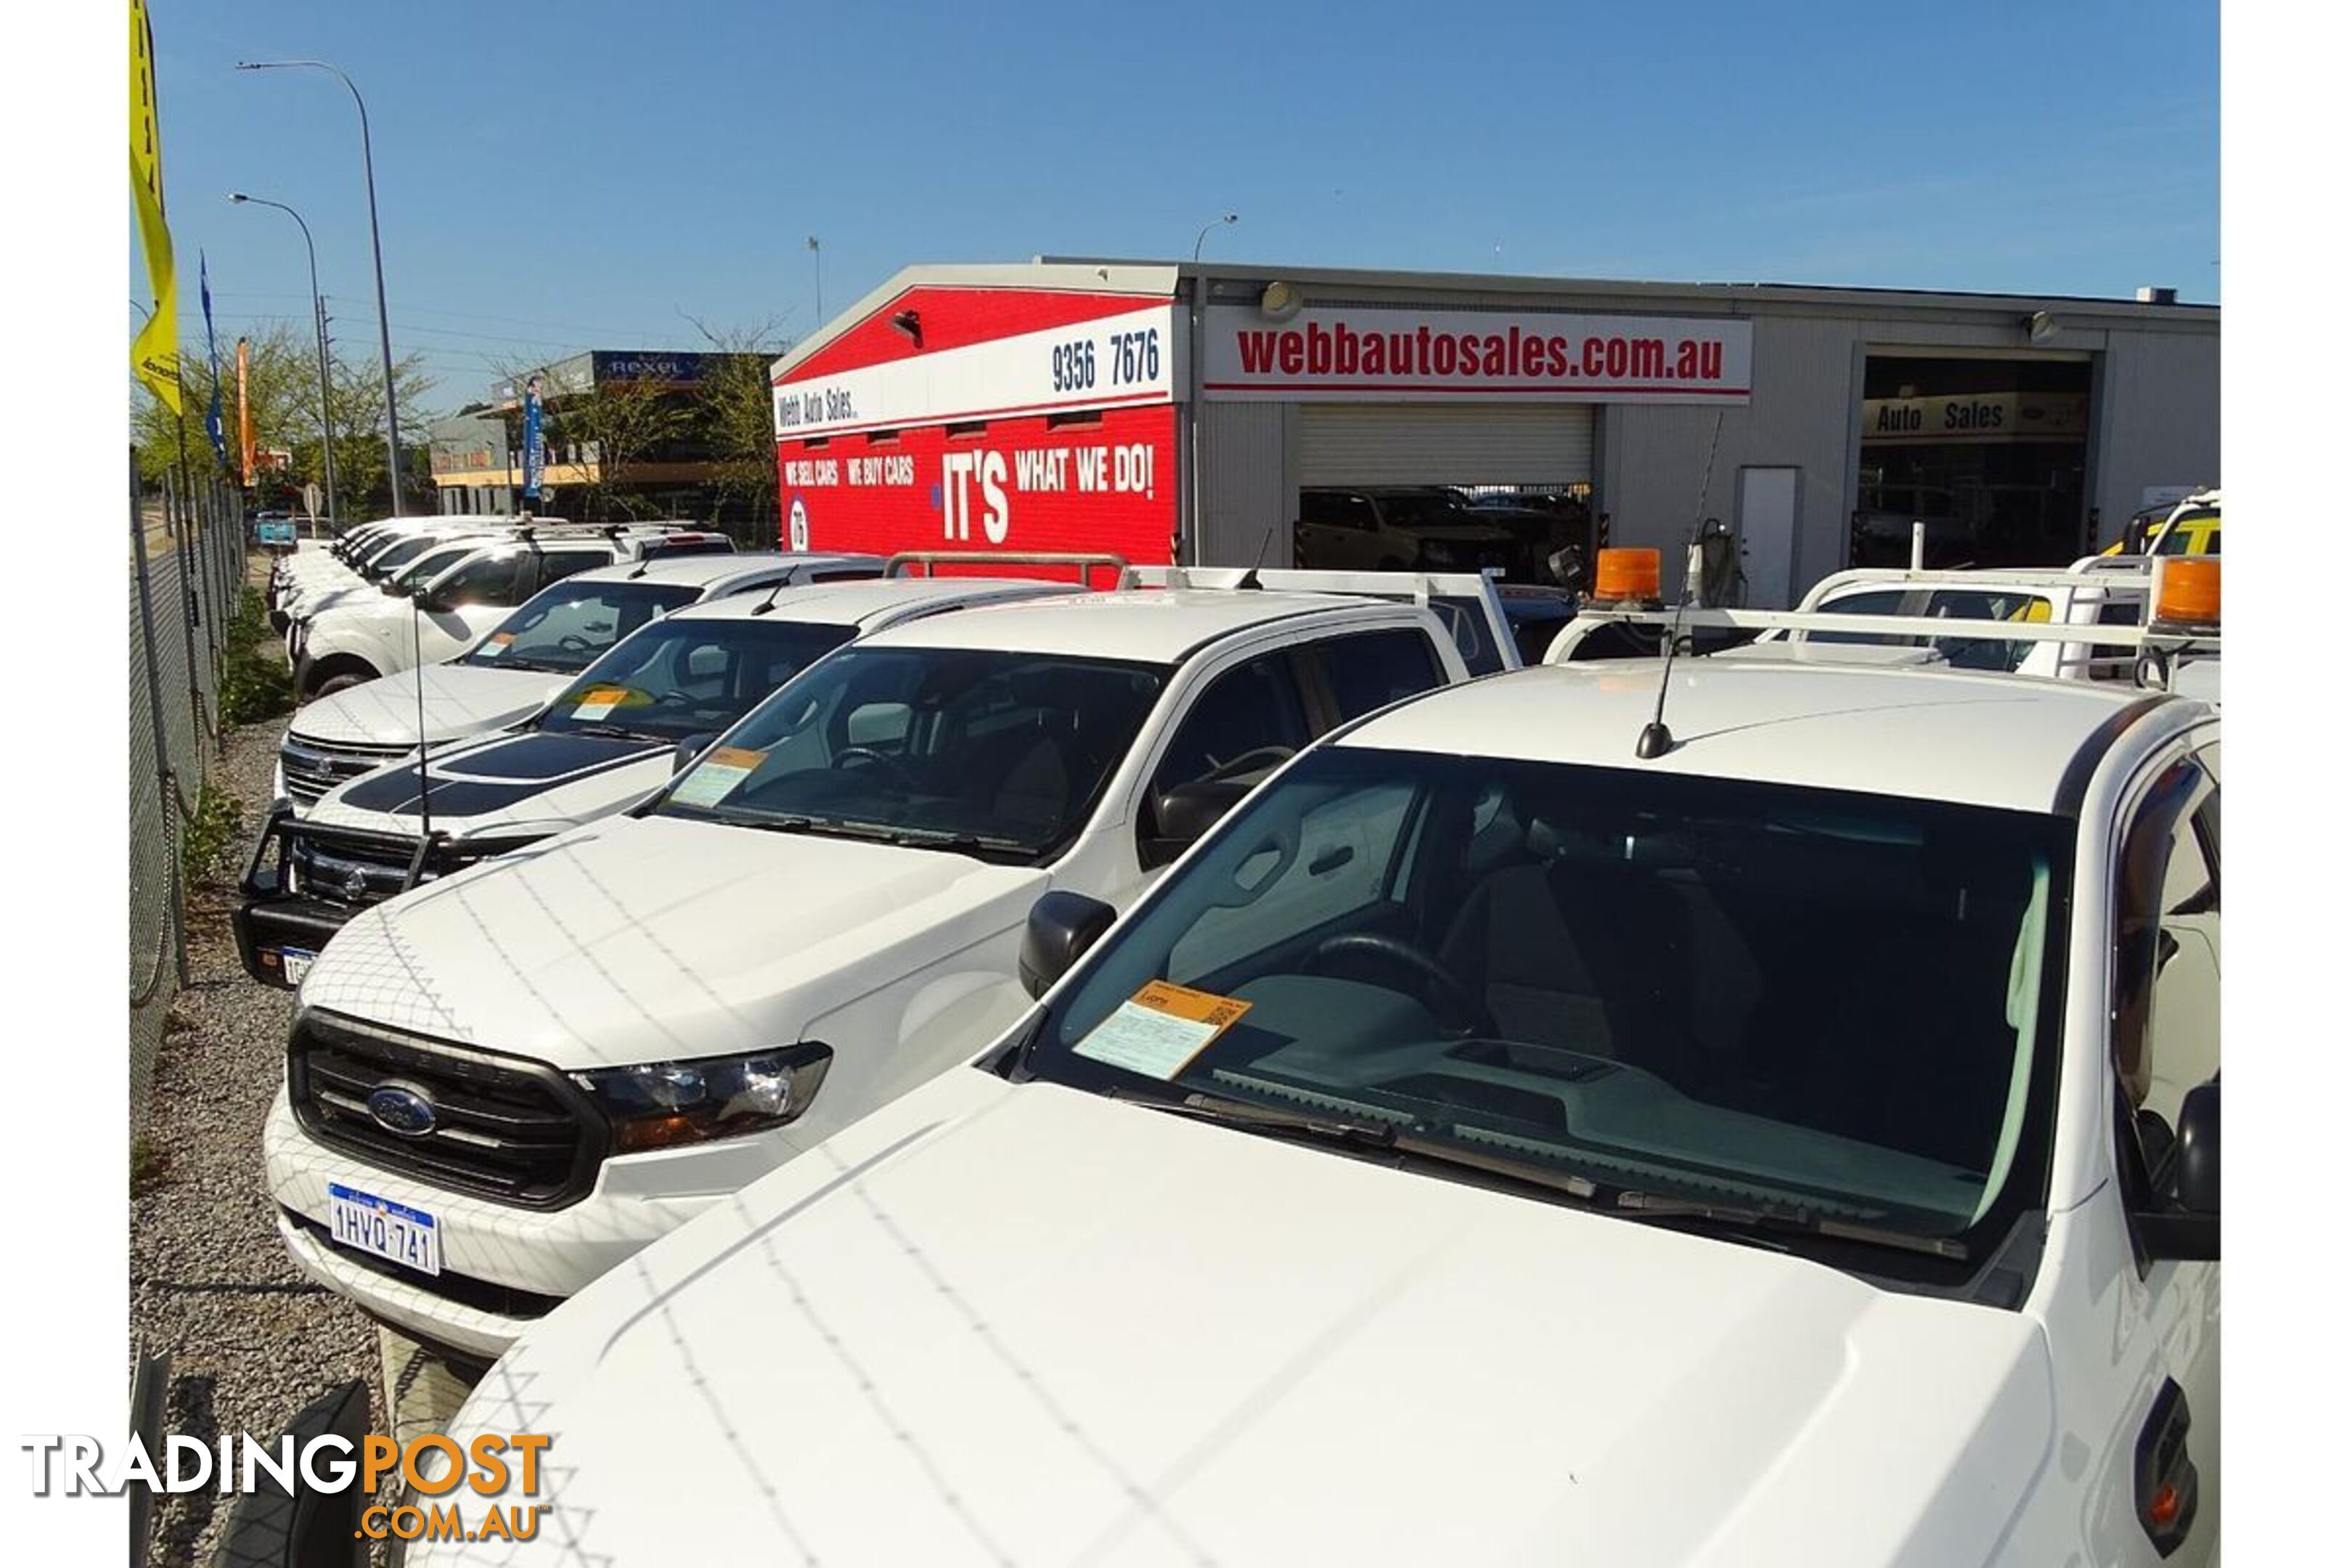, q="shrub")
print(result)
[180,778,245,889]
